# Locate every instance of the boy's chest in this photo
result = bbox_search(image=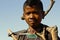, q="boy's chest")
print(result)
[18,33,52,40]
